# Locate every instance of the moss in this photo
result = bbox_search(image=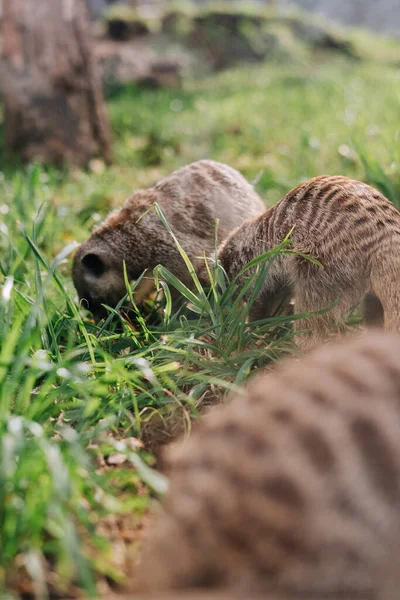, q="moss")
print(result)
[103,4,160,41]
[101,2,399,71]
[160,3,361,69]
